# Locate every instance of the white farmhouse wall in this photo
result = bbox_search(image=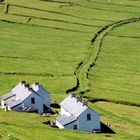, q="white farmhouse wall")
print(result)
[43,94,50,107]
[23,93,43,114]
[9,104,23,111]
[78,108,100,132]
[64,120,78,130]
[0,99,5,108]
[60,107,71,116]
[56,120,64,129]
[31,84,50,107]
[7,106,11,111]
[37,88,50,107]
